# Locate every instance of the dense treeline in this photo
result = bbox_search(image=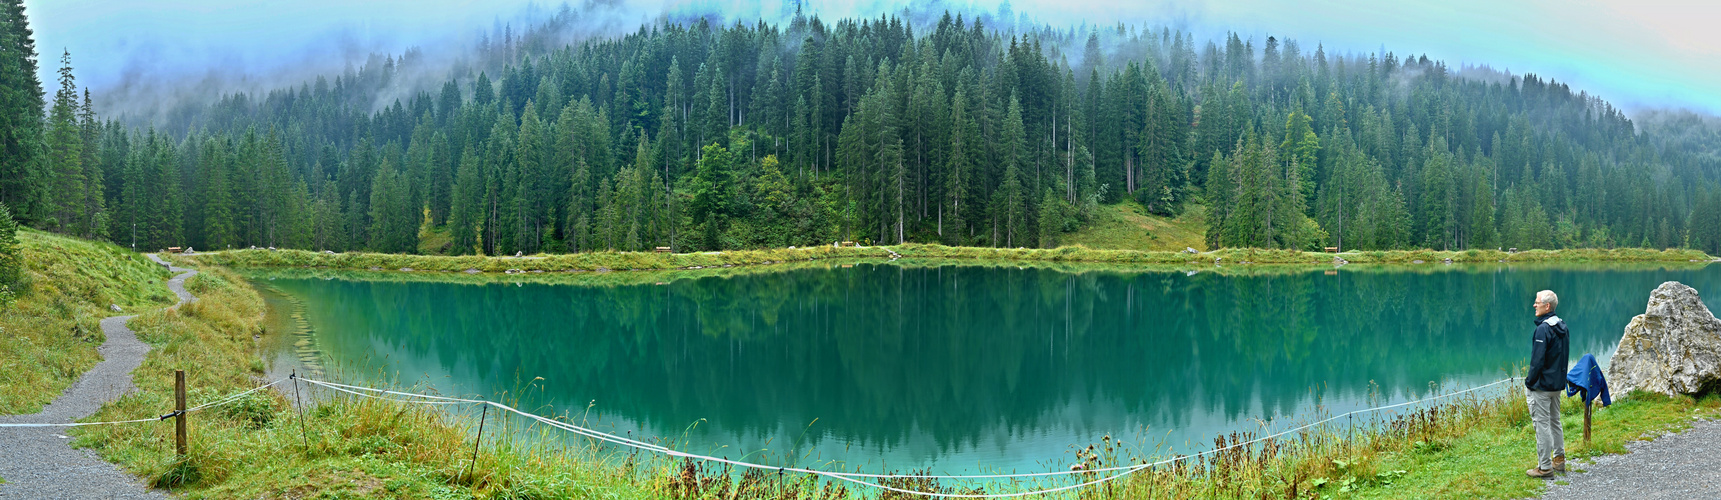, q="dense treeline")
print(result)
[8,4,1721,256]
